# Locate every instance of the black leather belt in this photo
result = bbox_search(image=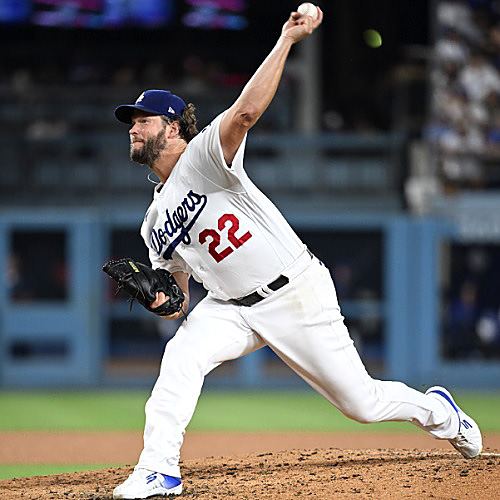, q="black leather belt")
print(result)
[230,250,315,307]
[230,274,289,307]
